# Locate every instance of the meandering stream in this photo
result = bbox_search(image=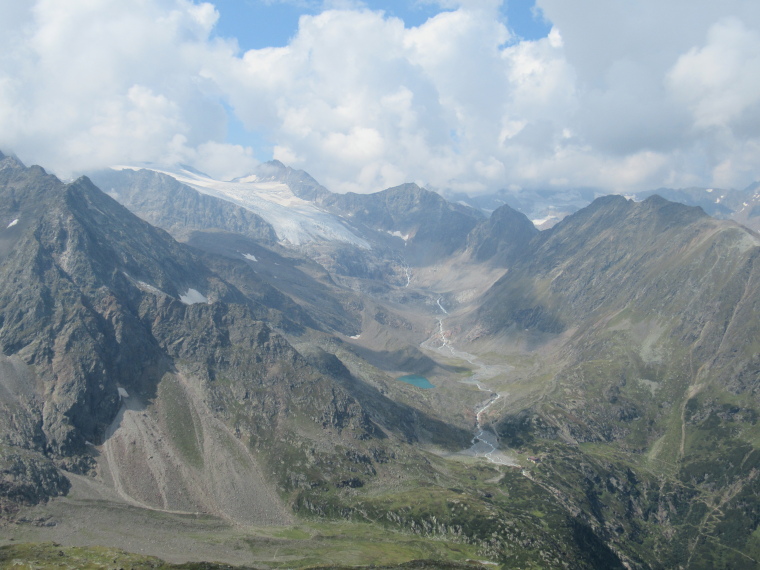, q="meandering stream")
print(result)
[422,298,517,466]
